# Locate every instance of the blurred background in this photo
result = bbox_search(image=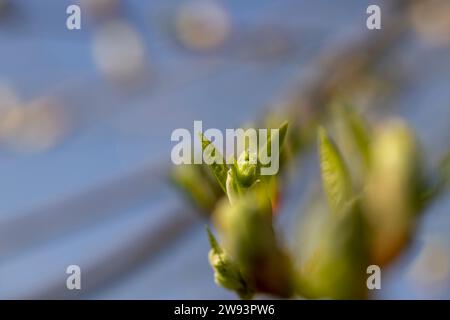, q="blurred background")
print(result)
[0,0,449,299]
